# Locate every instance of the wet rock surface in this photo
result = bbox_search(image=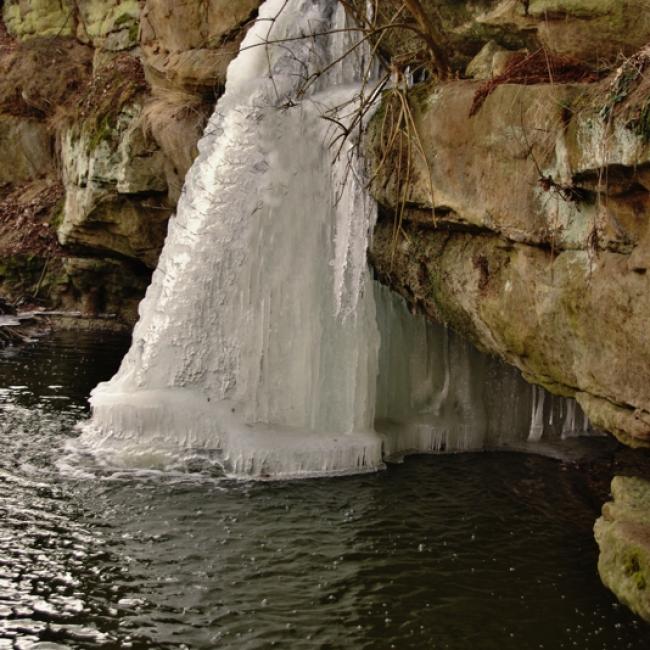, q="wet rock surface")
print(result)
[596,476,650,622]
